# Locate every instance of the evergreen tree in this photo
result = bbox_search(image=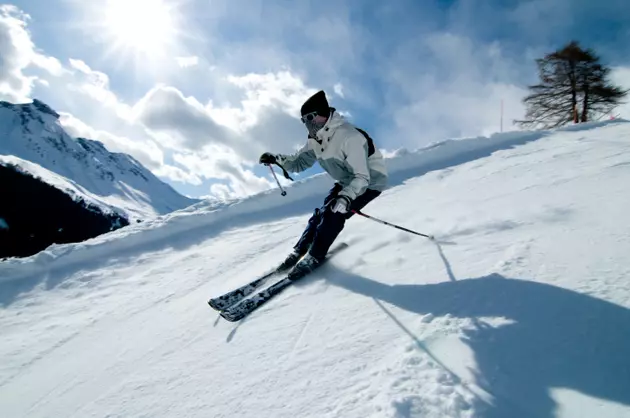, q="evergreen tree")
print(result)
[517,41,628,129]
